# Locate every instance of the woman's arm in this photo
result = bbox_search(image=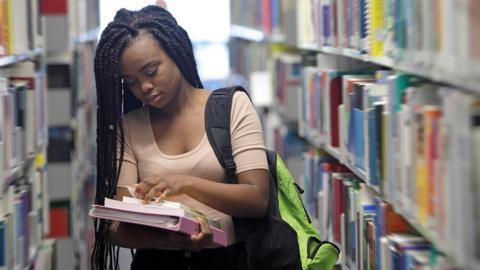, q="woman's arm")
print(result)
[184,169,269,217]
